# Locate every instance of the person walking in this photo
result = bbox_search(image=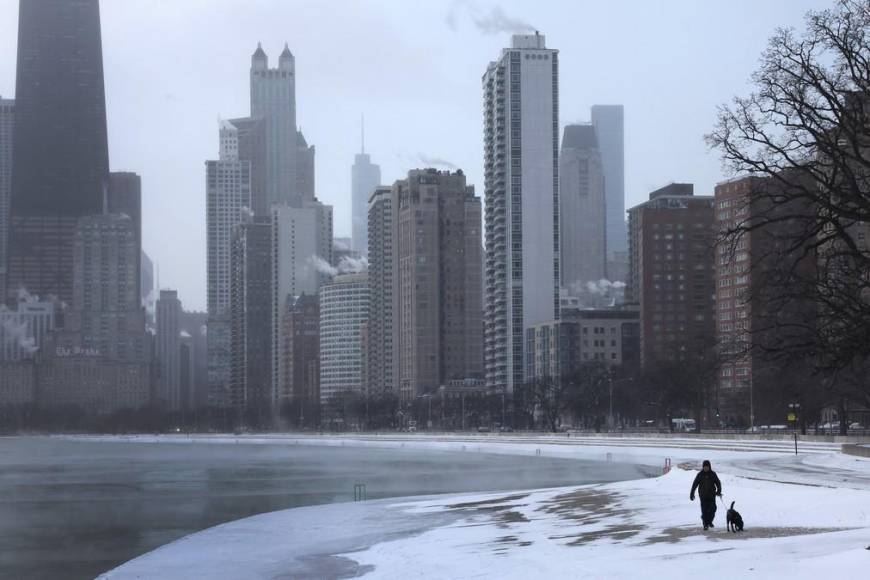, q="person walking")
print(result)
[689,459,722,530]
